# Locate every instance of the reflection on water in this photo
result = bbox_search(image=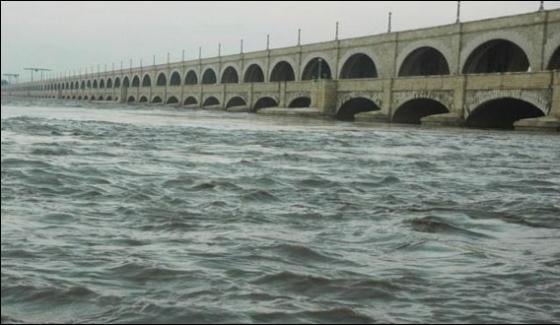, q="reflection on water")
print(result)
[1,99,560,323]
